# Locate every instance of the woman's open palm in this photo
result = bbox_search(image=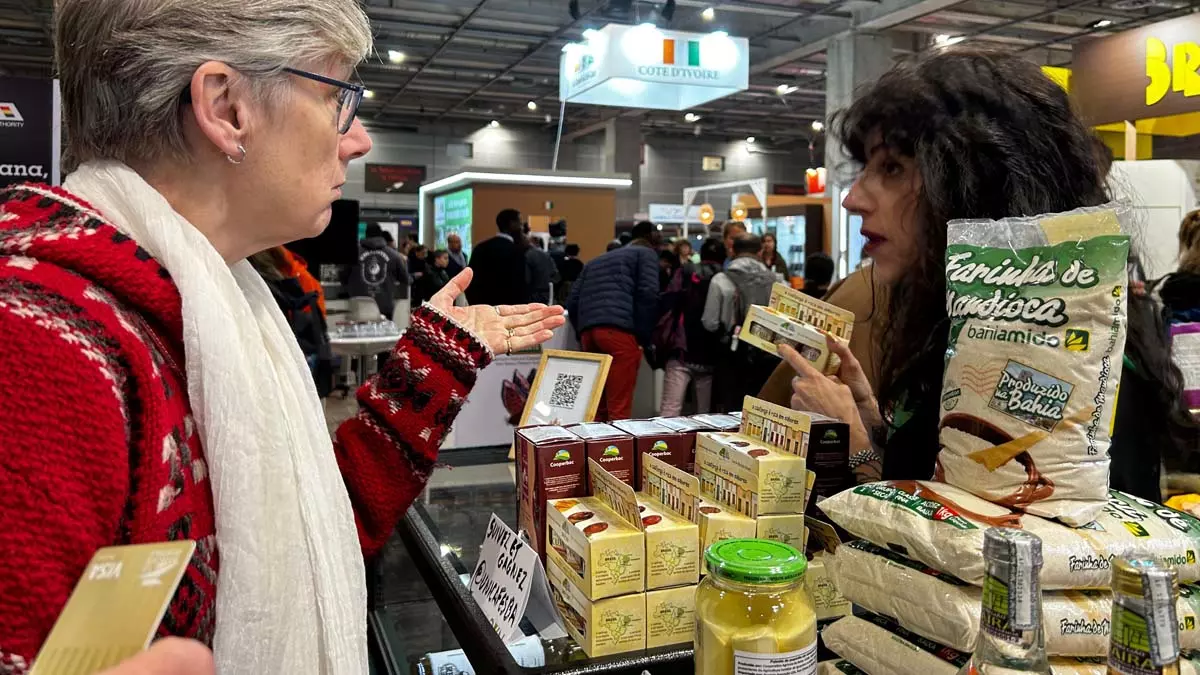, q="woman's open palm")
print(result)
[429,269,567,355]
